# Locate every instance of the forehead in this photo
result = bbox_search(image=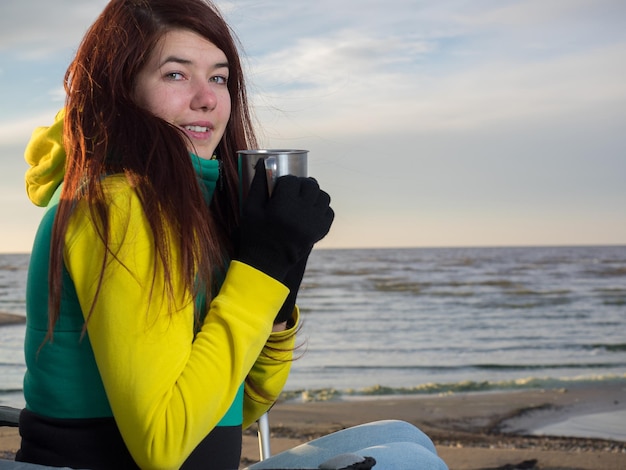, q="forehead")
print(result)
[150,29,228,65]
